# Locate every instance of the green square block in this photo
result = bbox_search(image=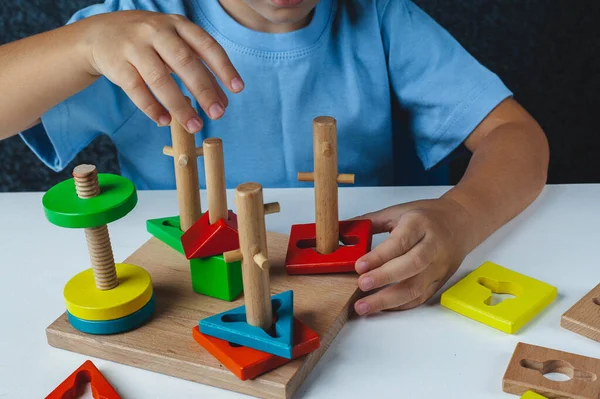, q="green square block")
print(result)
[190,255,243,301]
[146,216,185,254]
